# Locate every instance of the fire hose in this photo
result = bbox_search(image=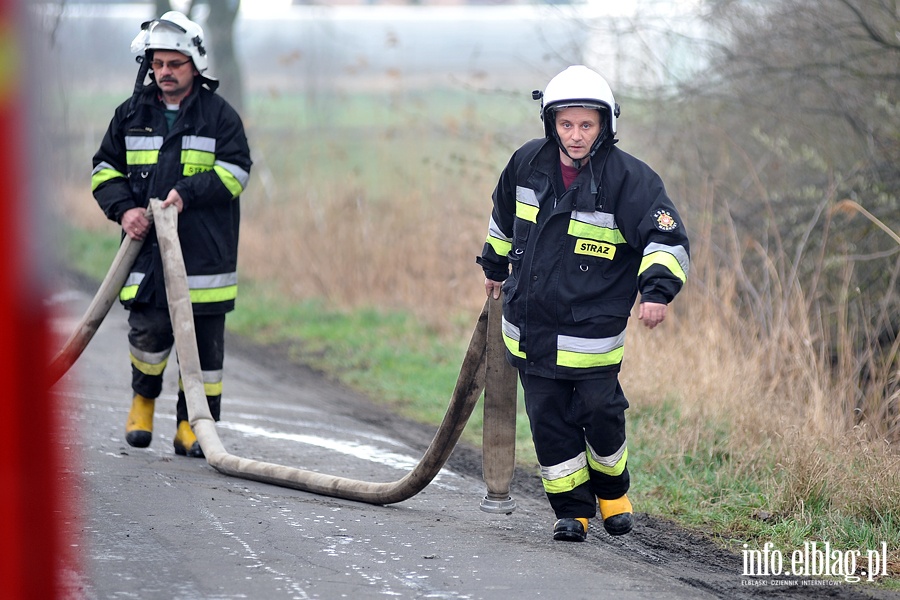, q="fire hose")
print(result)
[52,199,518,511]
